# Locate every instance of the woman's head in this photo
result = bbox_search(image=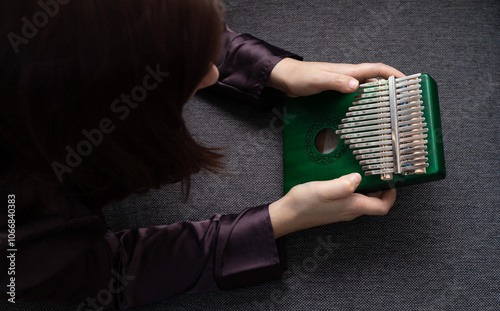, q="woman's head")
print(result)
[0,0,225,209]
